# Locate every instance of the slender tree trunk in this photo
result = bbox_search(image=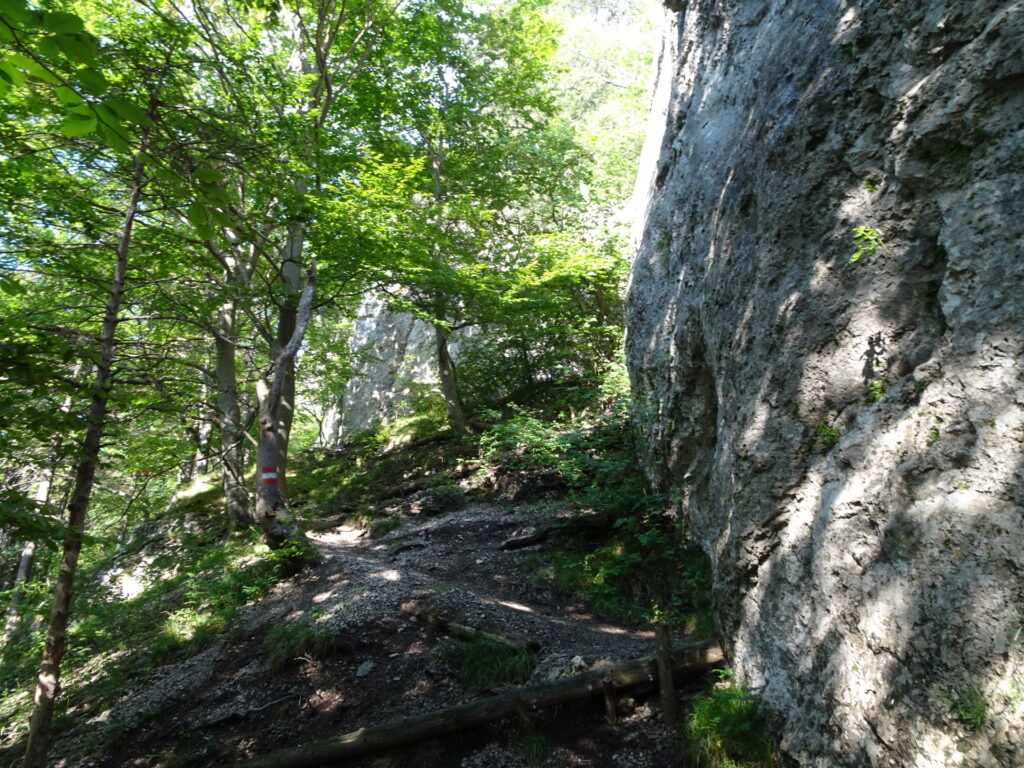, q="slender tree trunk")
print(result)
[427,137,470,434]
[4,467,55,643]
[215,300,252,526]
[4,363,80,643]
[655,623,678,726]
[434,324,469,432]
[3,540,37,644]
[22,157,144,768]
[180,377,214,483]
[273,208,306,500]
[254,265,316,548]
